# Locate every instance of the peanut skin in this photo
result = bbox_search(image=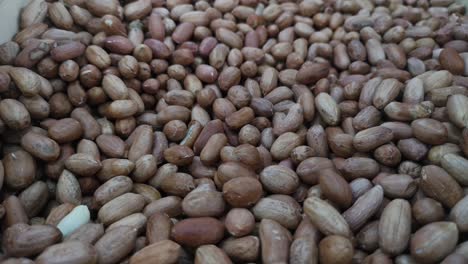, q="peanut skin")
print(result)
[0,0,466,263]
